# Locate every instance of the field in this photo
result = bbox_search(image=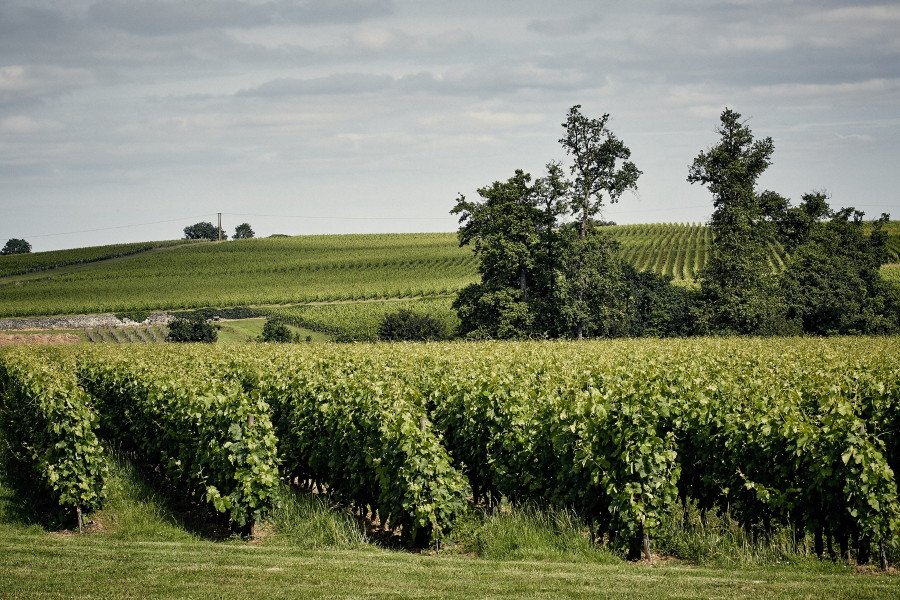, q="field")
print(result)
[2,337,900,597]
[0,239,194,278]
[1,225,898,319]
